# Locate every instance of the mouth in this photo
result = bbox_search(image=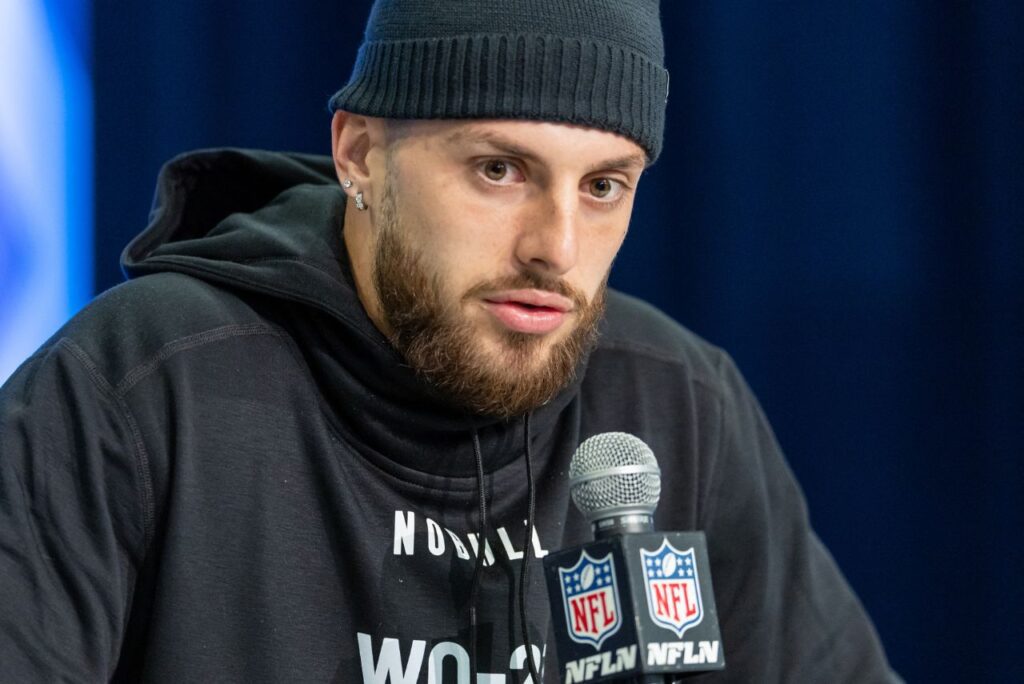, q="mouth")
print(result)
[480,289,575,335]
